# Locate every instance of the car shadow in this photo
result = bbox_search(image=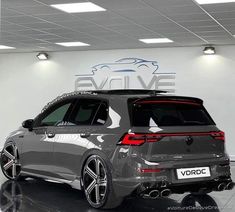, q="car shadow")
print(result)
[0,179,220,212]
